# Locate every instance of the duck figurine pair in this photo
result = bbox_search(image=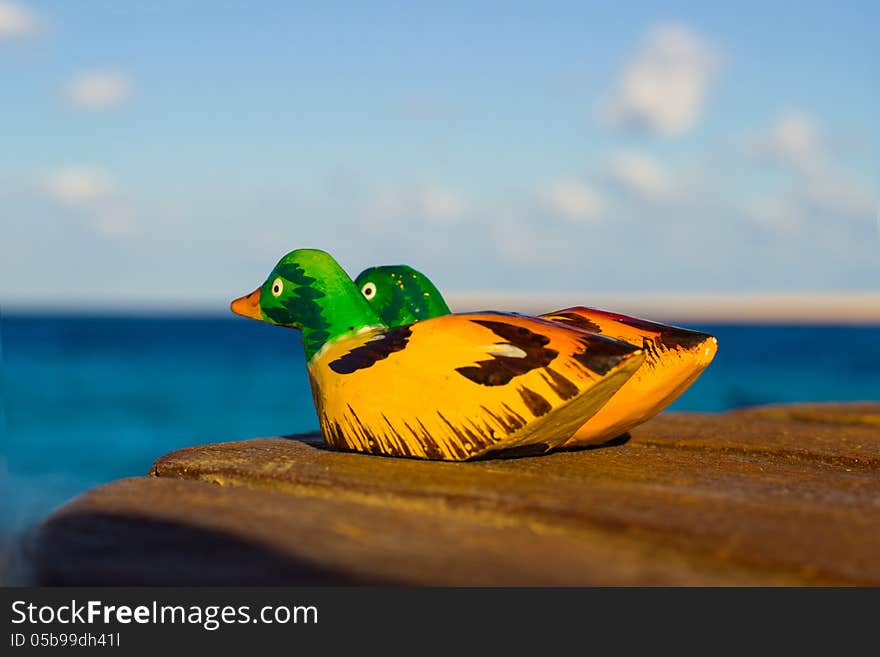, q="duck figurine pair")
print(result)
[231,249,717,461]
